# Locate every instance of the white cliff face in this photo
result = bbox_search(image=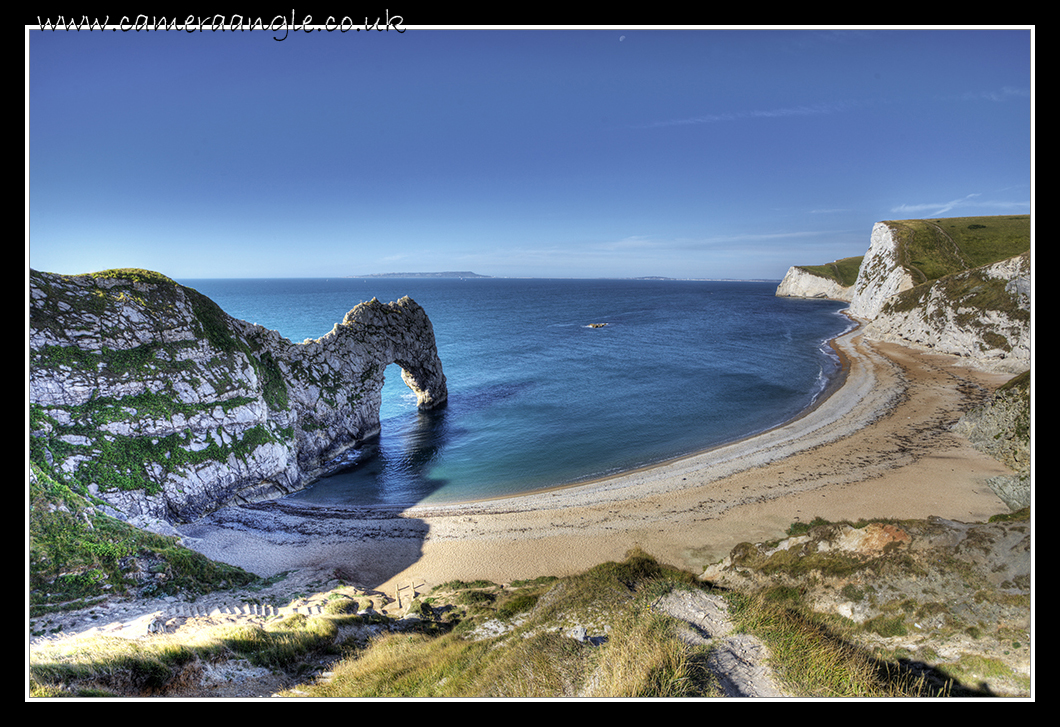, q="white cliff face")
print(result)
[847,222,915,321]
[863,252,1031,373]
[775,266,853,301]
[29,270,447,523]
[779,218,1030,374]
